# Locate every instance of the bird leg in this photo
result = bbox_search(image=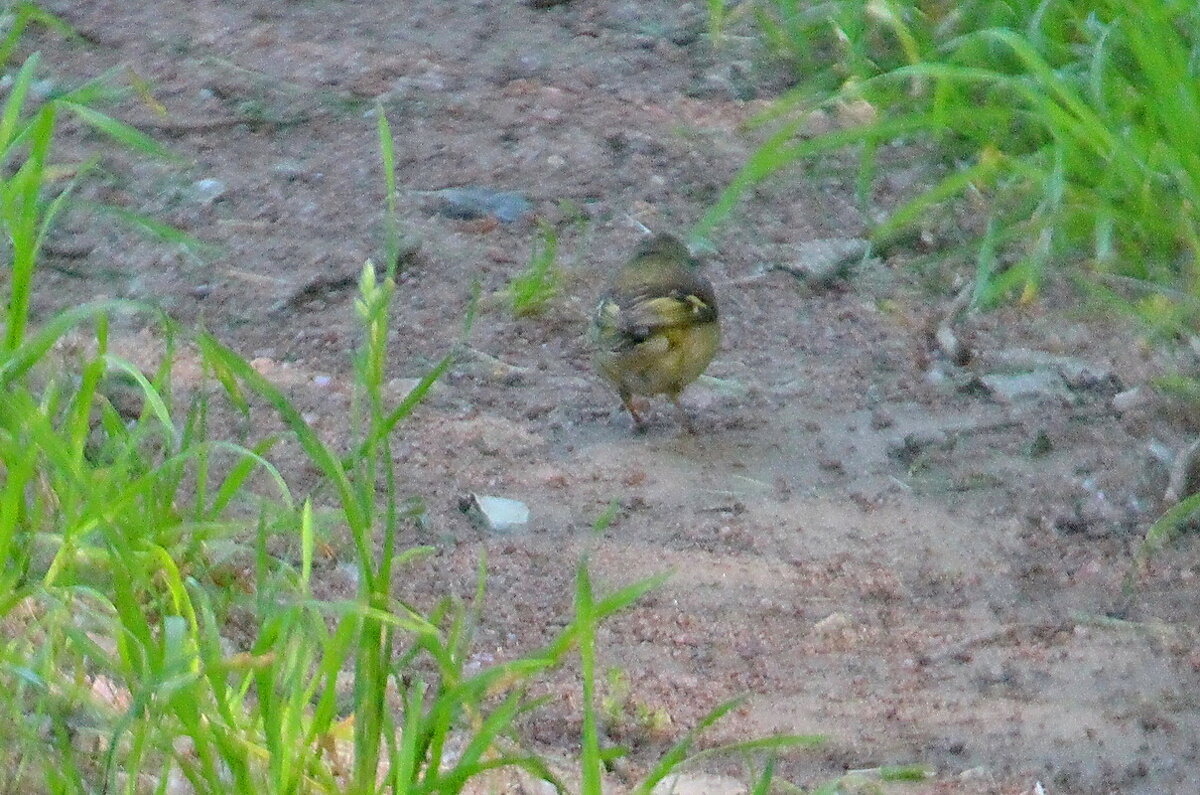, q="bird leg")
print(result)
[619,391,647,431]
[670,394,696,435]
